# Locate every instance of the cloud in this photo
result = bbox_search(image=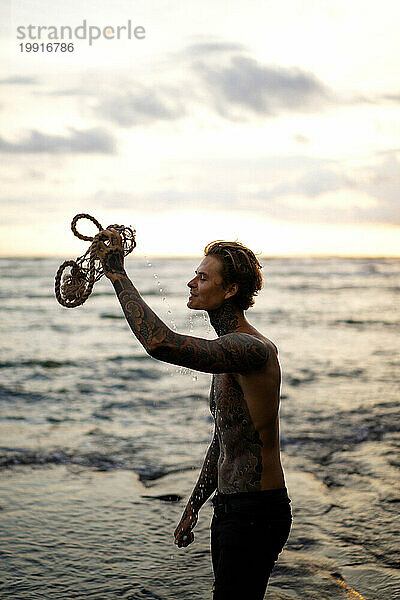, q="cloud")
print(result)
[90,152,399,227]
[84,156,343,214]
[95,86,187,126]
[91,188,220,212]
[92,55,334,127]
[34,42,362,128]
[250,152,400,225]
[293,134,310,145]
[39,87,98,97]
[255,167,349,202]
[229,152,399,226]
[14,42,382,137]
[0,127,116,154]
[185,41,246,57]
[382,93,400,103]
[0,76,38,85]
[350,150,400,224]
[194,55,333,118]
